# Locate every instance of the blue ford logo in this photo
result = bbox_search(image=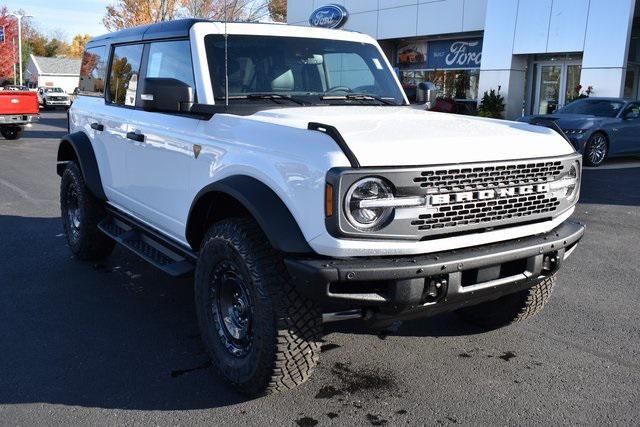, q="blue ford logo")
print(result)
[309,4,349,29]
